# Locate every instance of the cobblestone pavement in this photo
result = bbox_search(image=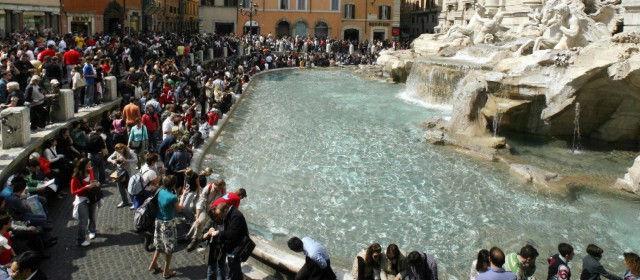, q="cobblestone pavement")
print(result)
[41,178,209,279]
